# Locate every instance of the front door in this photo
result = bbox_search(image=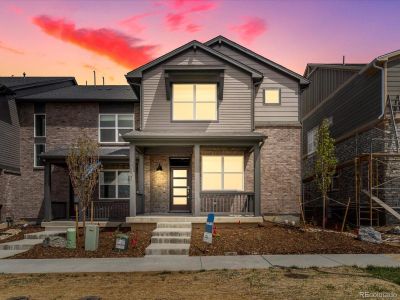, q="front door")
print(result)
[170,167,191,212]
